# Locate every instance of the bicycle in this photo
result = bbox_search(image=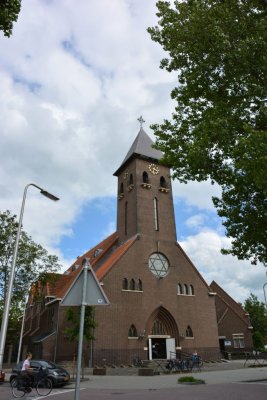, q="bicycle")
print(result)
[11,367,52,398]
[132,357,144,367]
